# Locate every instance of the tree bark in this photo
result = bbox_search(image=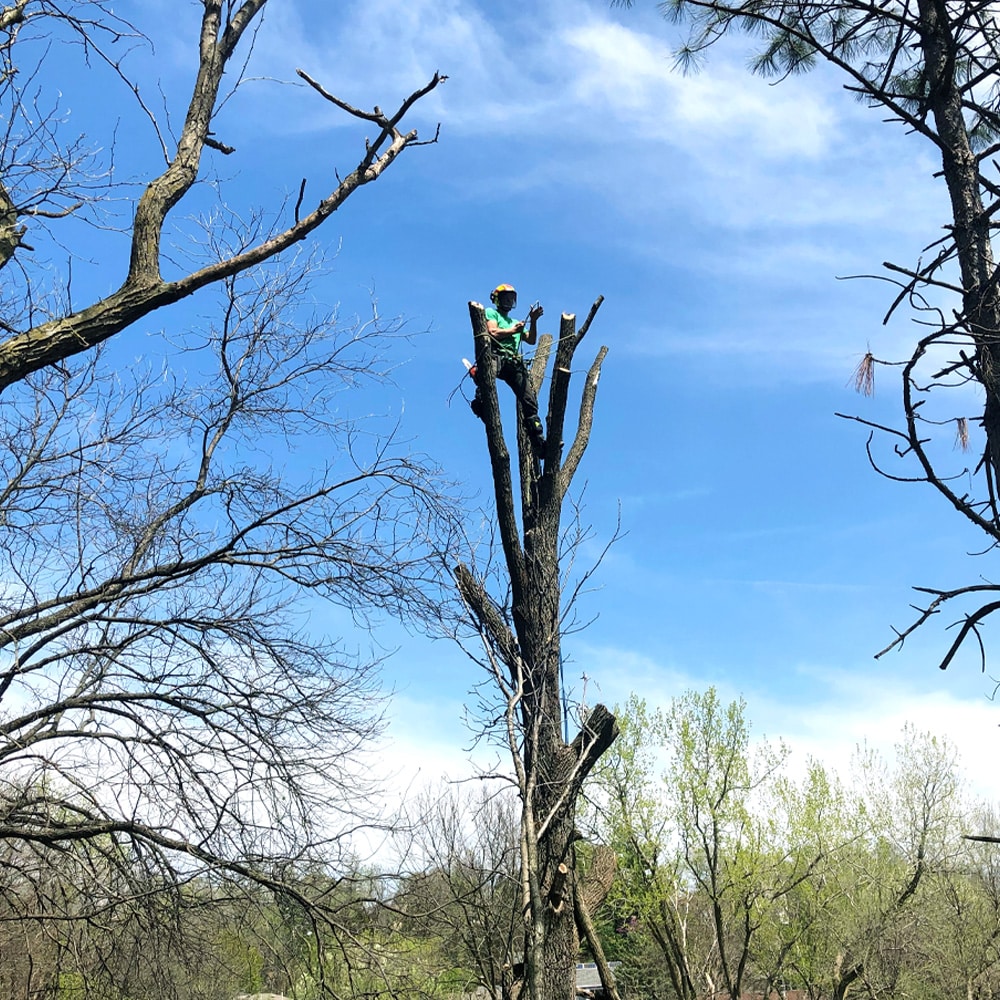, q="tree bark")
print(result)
[575,844,623,1000]
[457,297,618,1000]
